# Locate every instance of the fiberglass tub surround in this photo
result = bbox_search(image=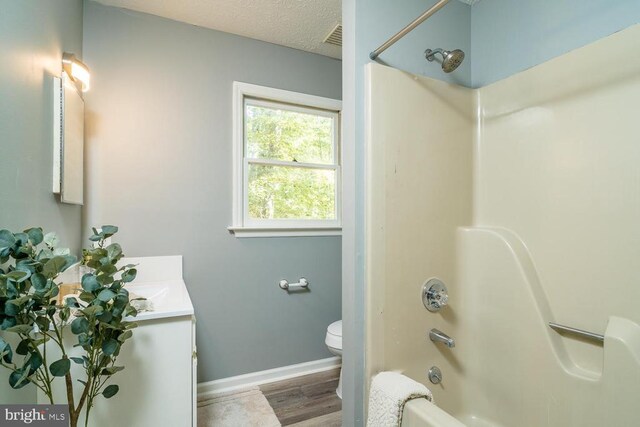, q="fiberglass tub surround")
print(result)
[365,23,640,427]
